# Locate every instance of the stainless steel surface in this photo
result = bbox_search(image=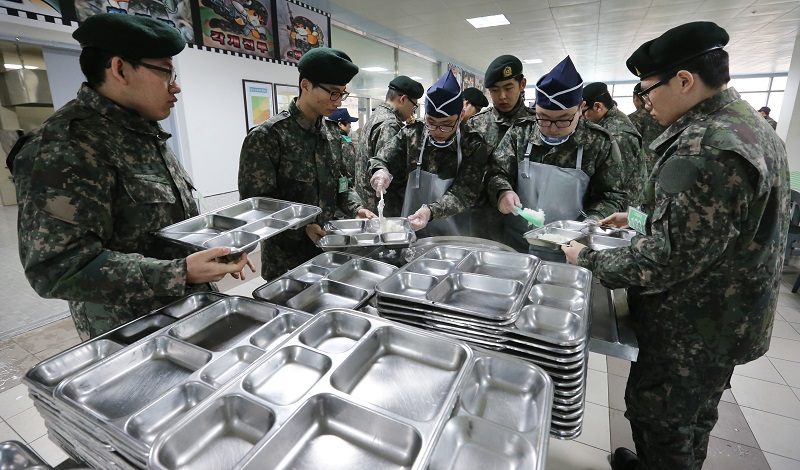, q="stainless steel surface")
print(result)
[249,312,310,352]
[528,284,586,312]
[407,236,516,257]
[26,339,124,390]
[536,264,591,290]
[523,226,583,248]
[200,346,265,387]
[125,382,215,445]
[427,274,524,319]
[0,440,52,470]
[242,346,332,405]
[574,234,630,251]
[202,230,260,257]
[286,280,370,314]
[107,314,177,345]
[547,221,588,231]
[154,293,229,319]
[428,416,535,470]
[456,250,537,280]
[588,280,639,361]
[326,258,397,290]
[318,217,417,250]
